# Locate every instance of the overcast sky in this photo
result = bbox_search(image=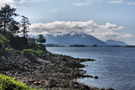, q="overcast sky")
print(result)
[0,0,135,45]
